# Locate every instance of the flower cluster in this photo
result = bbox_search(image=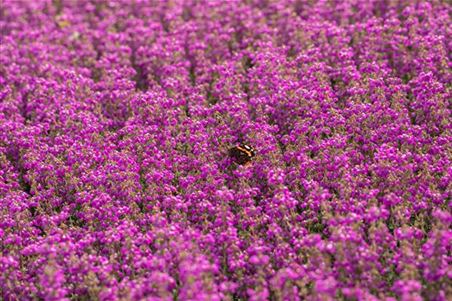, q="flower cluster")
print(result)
[0,1,450,300]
